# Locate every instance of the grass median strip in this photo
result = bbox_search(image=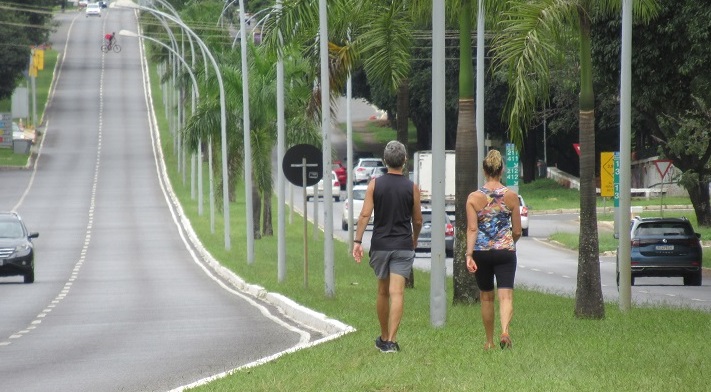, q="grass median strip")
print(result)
[147,104,710,392]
